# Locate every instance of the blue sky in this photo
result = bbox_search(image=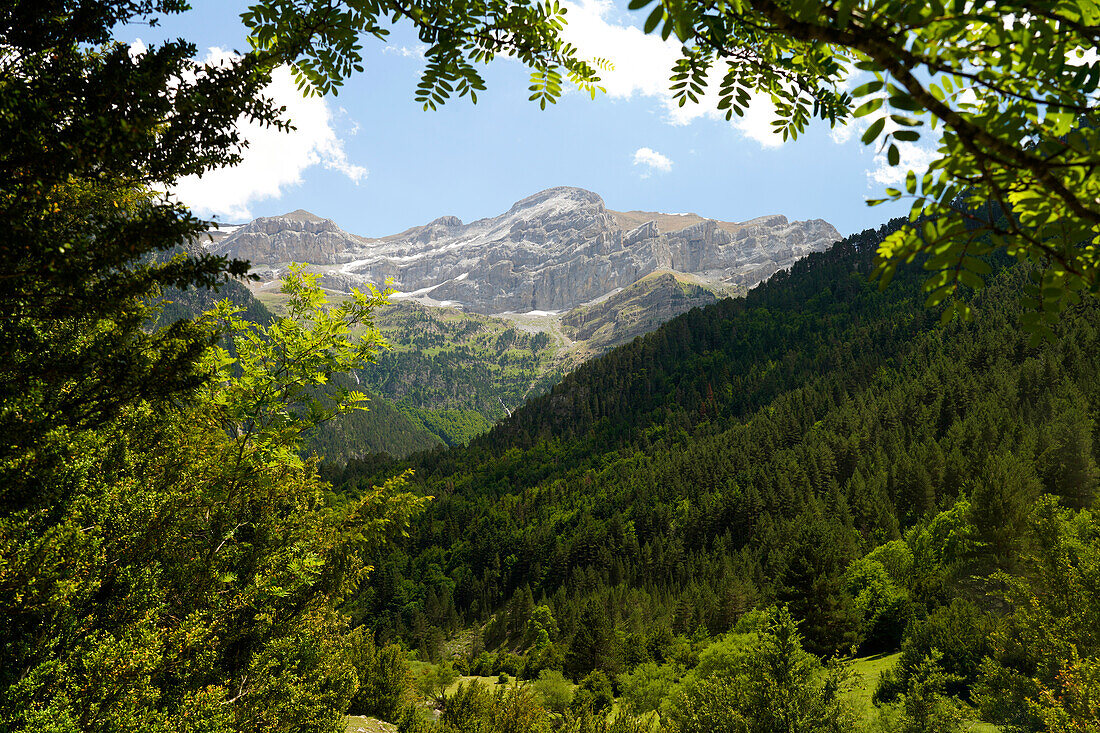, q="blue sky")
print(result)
[126,0,922,238]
